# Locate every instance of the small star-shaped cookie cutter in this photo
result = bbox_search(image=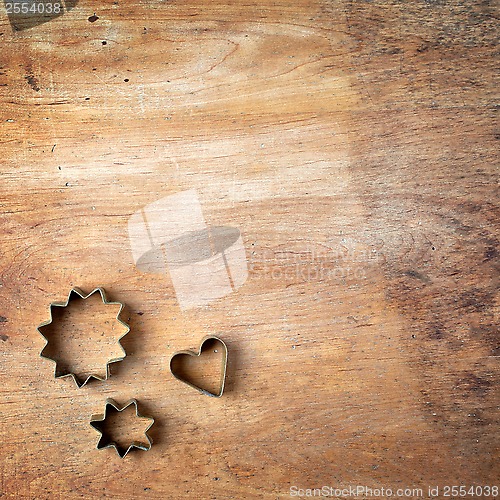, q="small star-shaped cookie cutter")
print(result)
[90,398,155,458]
[37,287,130,388]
